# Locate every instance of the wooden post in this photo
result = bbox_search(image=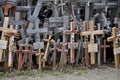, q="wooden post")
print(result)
[89,20,96,64]
[63,22,80,63]
[100,40,110,63]
[83,21,89,65]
